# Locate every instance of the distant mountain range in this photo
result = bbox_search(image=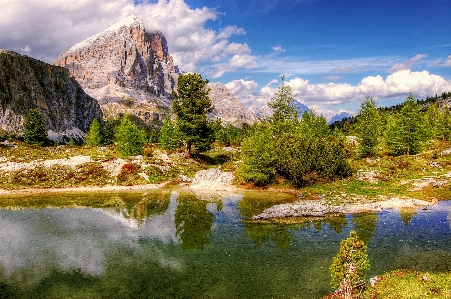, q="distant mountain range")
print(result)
[328,112,352,124]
